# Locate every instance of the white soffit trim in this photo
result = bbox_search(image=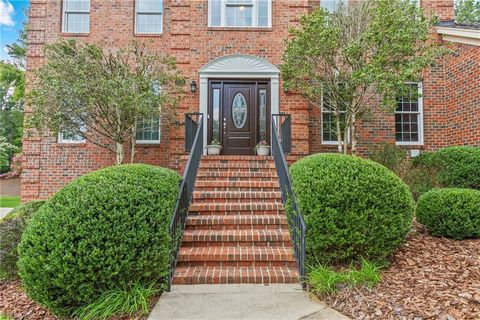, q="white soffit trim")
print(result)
[437,27,480,46]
